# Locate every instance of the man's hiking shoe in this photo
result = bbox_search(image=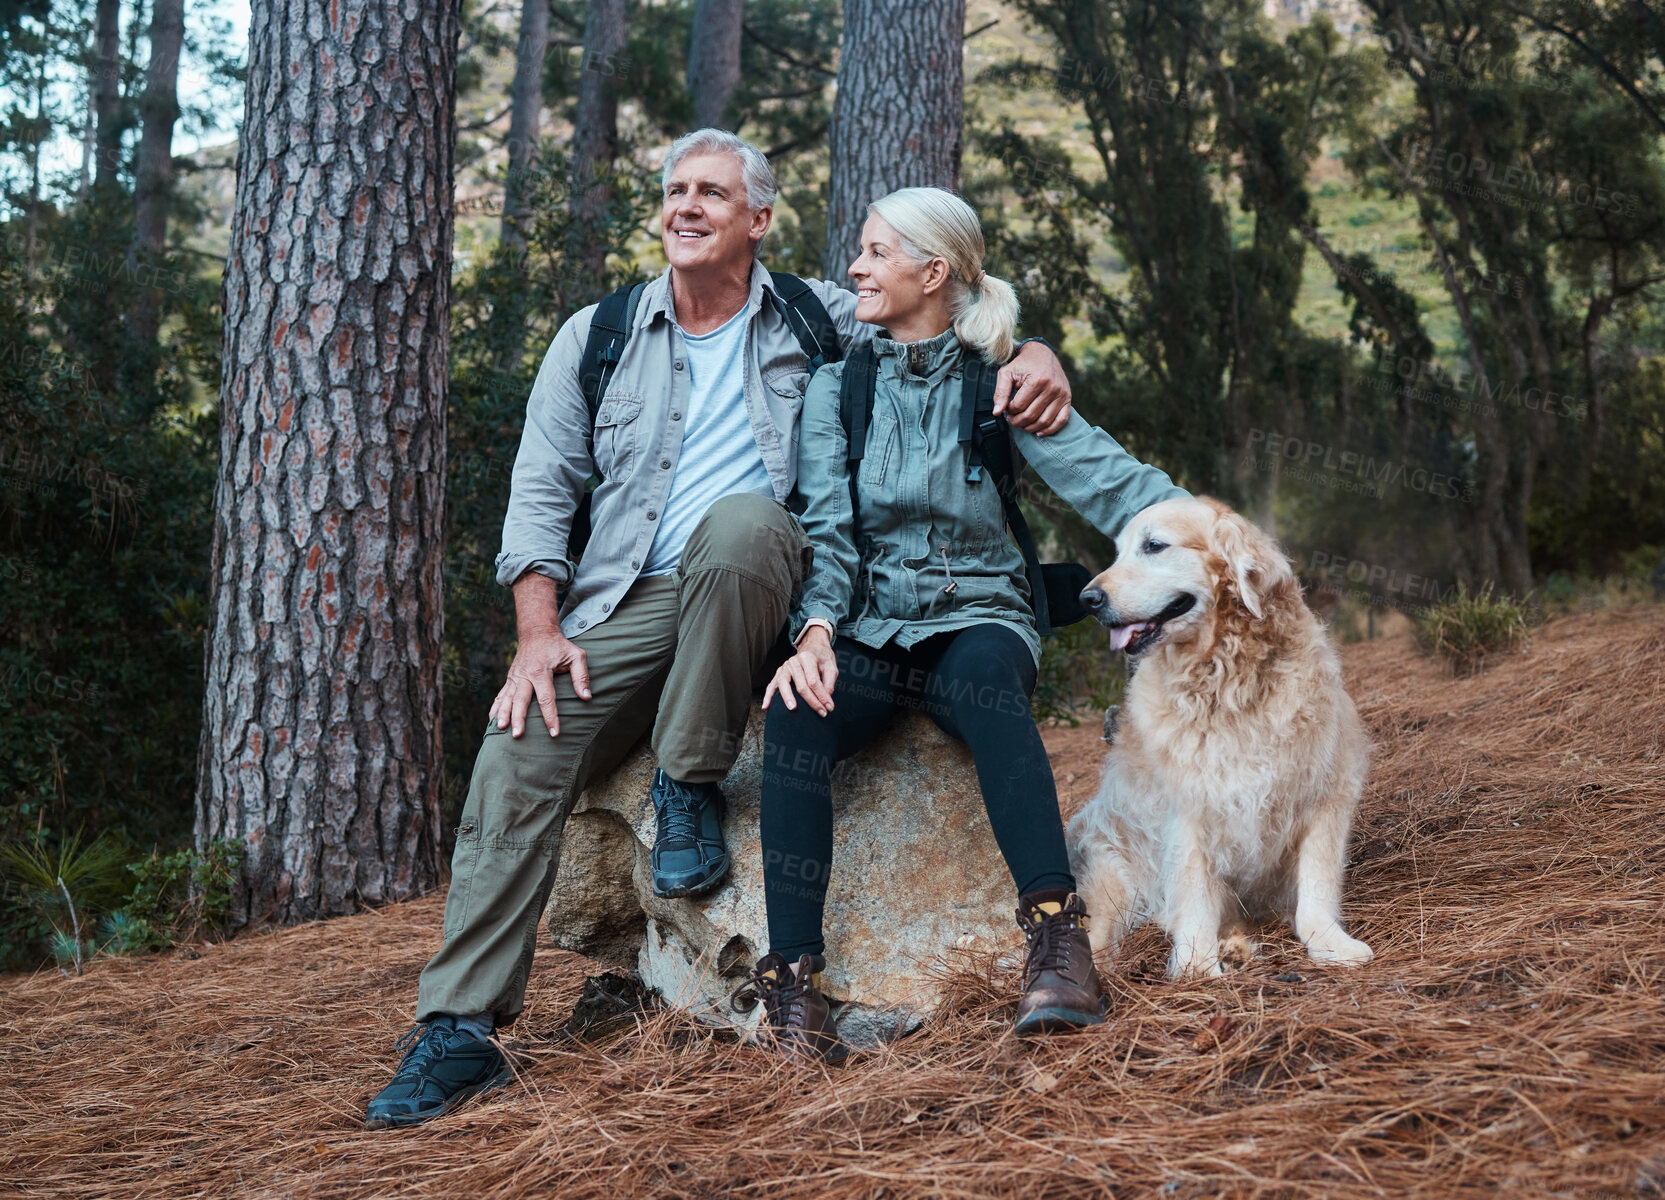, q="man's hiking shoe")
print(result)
[730,951,846,1064]
[650,769,730,898]
[364,1019,512,1130]
[1012,890,1109,1037]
